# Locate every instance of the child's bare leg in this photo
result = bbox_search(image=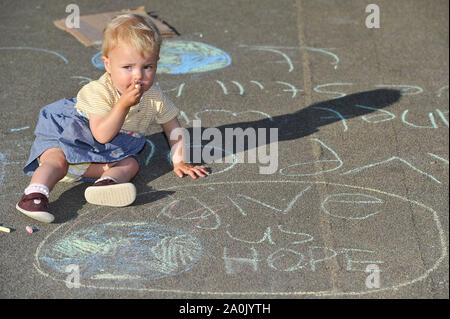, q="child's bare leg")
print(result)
[17,147,68,223]
[30,147,69,191]
[82,157,139,183]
